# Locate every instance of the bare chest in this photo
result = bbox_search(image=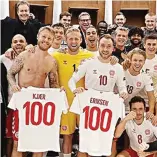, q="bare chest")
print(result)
[23,57,51,76]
